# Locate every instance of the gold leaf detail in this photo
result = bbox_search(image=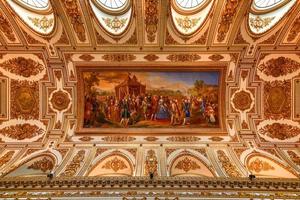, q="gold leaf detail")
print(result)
[102,156,127,172]
[175,157,201,172]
